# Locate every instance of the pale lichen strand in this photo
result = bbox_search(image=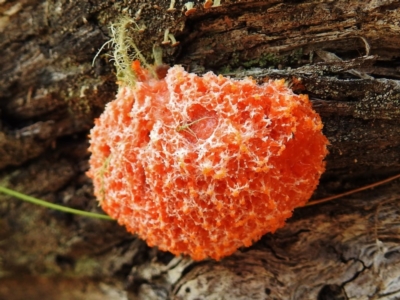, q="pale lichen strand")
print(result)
[96,2,187,82]
[109,16,151,87]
